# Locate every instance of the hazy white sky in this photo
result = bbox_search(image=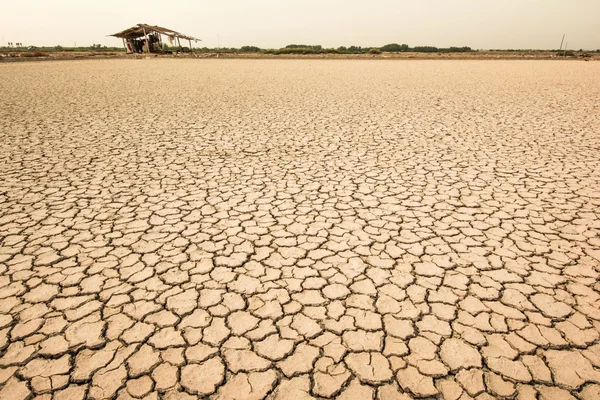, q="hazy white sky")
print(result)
[1,0,599,49]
